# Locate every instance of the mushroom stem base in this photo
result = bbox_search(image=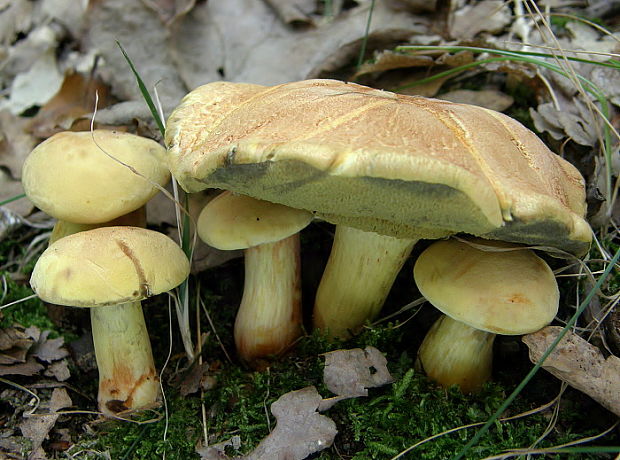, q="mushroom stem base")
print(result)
[91,301,159,415]
[235,233,303,367]
[313,225,416,339]
[416,315,494,393]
